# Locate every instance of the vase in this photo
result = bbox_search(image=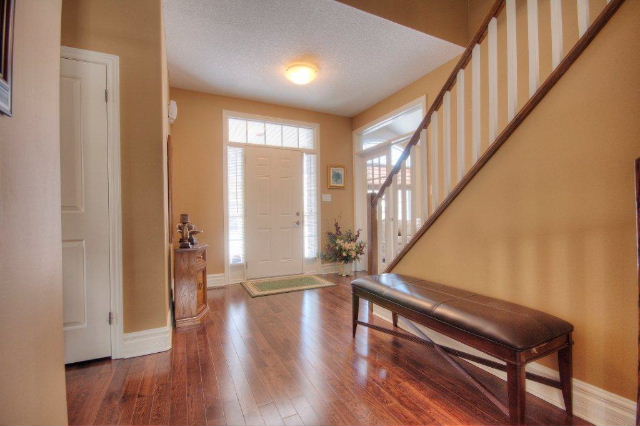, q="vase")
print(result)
[338,261,353,277]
